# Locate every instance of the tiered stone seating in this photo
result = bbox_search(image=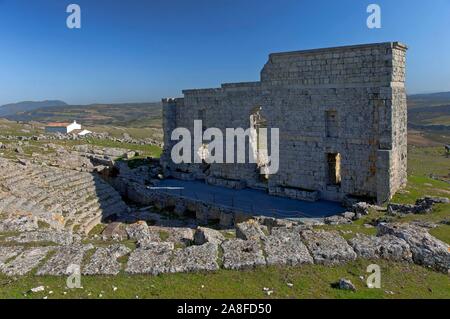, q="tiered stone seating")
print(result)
[0,159,128,234]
